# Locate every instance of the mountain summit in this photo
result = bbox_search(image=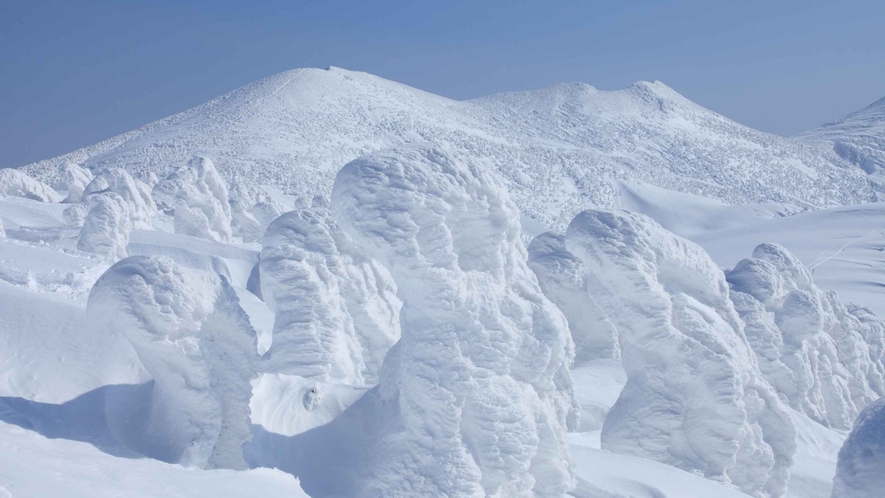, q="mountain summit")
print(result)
[22,67,881,230]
